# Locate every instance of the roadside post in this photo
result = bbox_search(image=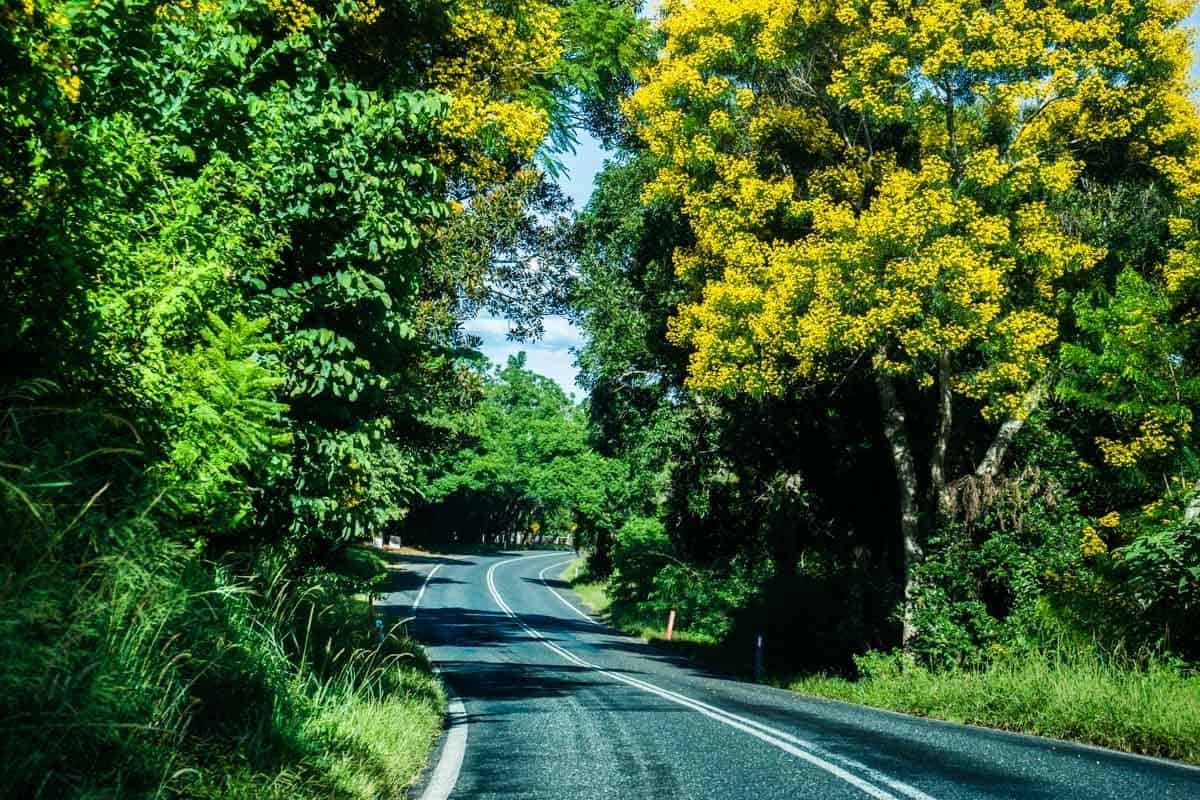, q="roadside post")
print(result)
[665,609,676,641]
[754,634,765,683]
